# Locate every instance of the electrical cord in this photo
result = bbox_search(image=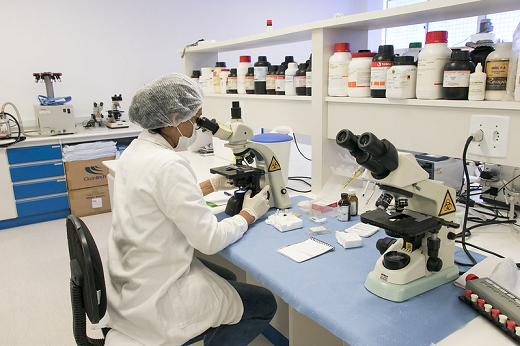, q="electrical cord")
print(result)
[460,135,477,266]
[293,133,311,161]
[287,176,311,193]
